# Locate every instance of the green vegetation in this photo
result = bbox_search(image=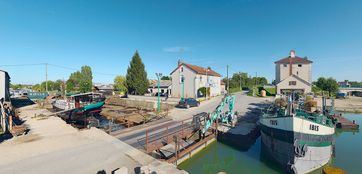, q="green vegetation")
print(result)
[113,75,127,93]
[161,76,171,80]
[349,81,362,88]
[229,87,241,94]
[198,87,211,97]
[126,51,149,95]
[32,80,64,92]
[246,86,275,97]
[223,72,268,91]
[10,84,24,90]
[314,77,339,96]
[66,65,93,93]
[264,87,276,96]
